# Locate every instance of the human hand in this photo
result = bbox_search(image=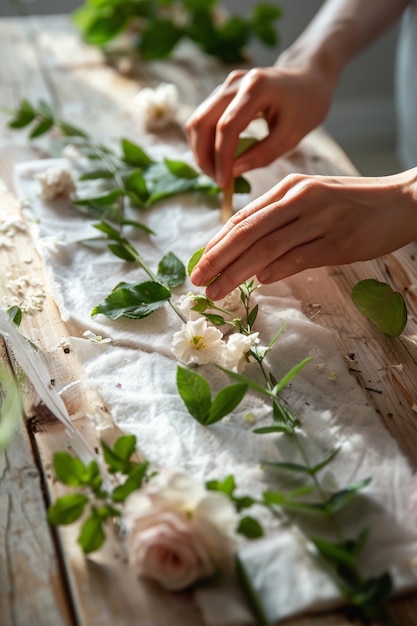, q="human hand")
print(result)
[190,170,417,300]
[185,63,336,189]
